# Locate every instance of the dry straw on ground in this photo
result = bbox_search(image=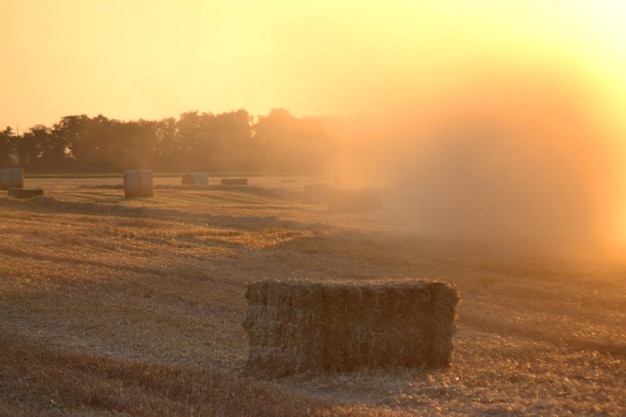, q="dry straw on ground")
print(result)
[2,178,624,416]
[243,280,460,378]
